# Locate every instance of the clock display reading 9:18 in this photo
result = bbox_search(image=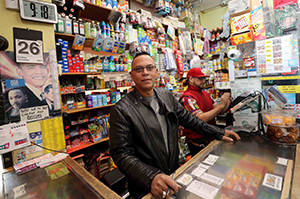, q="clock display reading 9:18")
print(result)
[30,3,49,19]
